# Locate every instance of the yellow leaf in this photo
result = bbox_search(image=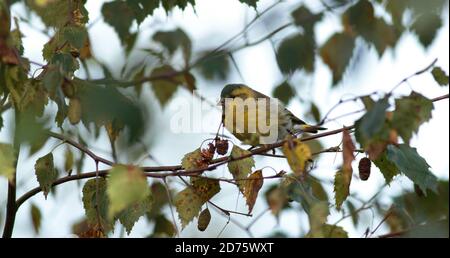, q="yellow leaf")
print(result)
[68,98,82,125]
[282,137,311,178]
[107,165,150,217]
[64,147,74,173]
[228,145,255,193]
[0,143,16,181]
[306,224,348,238]
[333,169,352,210]
[308,201,329,237]
[243,170,264,213]
[174,187,203,229]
